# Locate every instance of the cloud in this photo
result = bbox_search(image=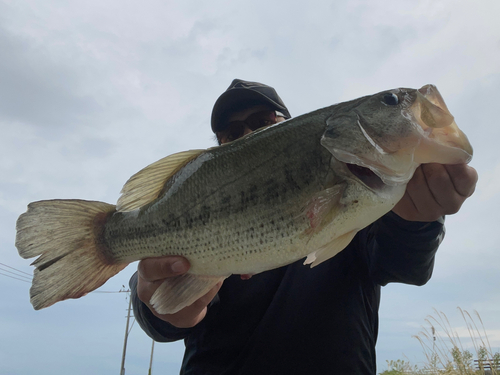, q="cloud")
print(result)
[0,26,103,130]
